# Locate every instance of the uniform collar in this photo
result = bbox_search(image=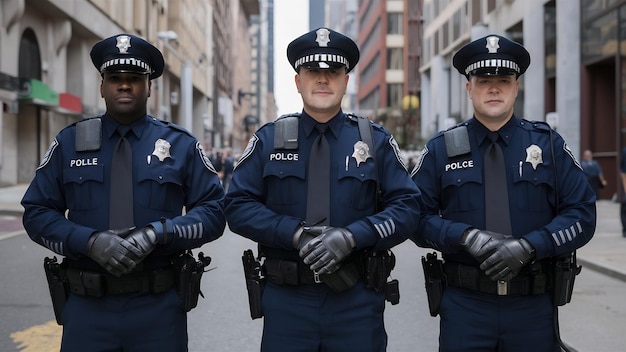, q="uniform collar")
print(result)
[472,115,518,147]
[103,113,148,140]
[300,109,343,139]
